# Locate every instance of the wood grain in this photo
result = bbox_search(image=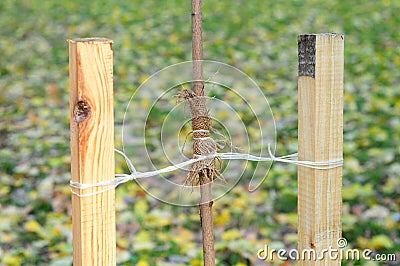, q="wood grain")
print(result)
[69,38,116,266]
[298,33,344,265]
